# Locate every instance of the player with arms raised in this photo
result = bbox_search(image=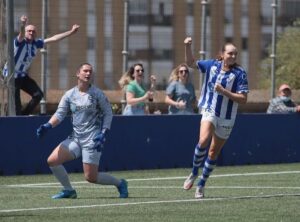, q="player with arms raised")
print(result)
[2,15,79,115]
[183,37,249,199]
